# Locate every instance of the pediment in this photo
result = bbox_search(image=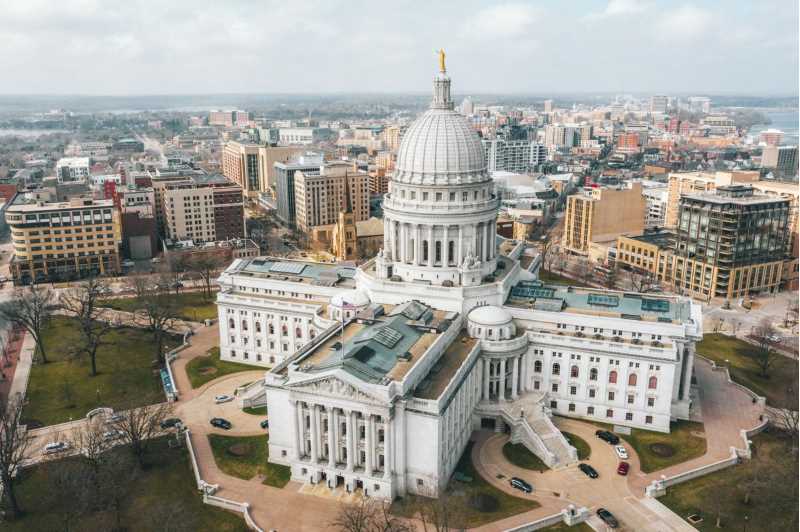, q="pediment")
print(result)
[288,374,386,406]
